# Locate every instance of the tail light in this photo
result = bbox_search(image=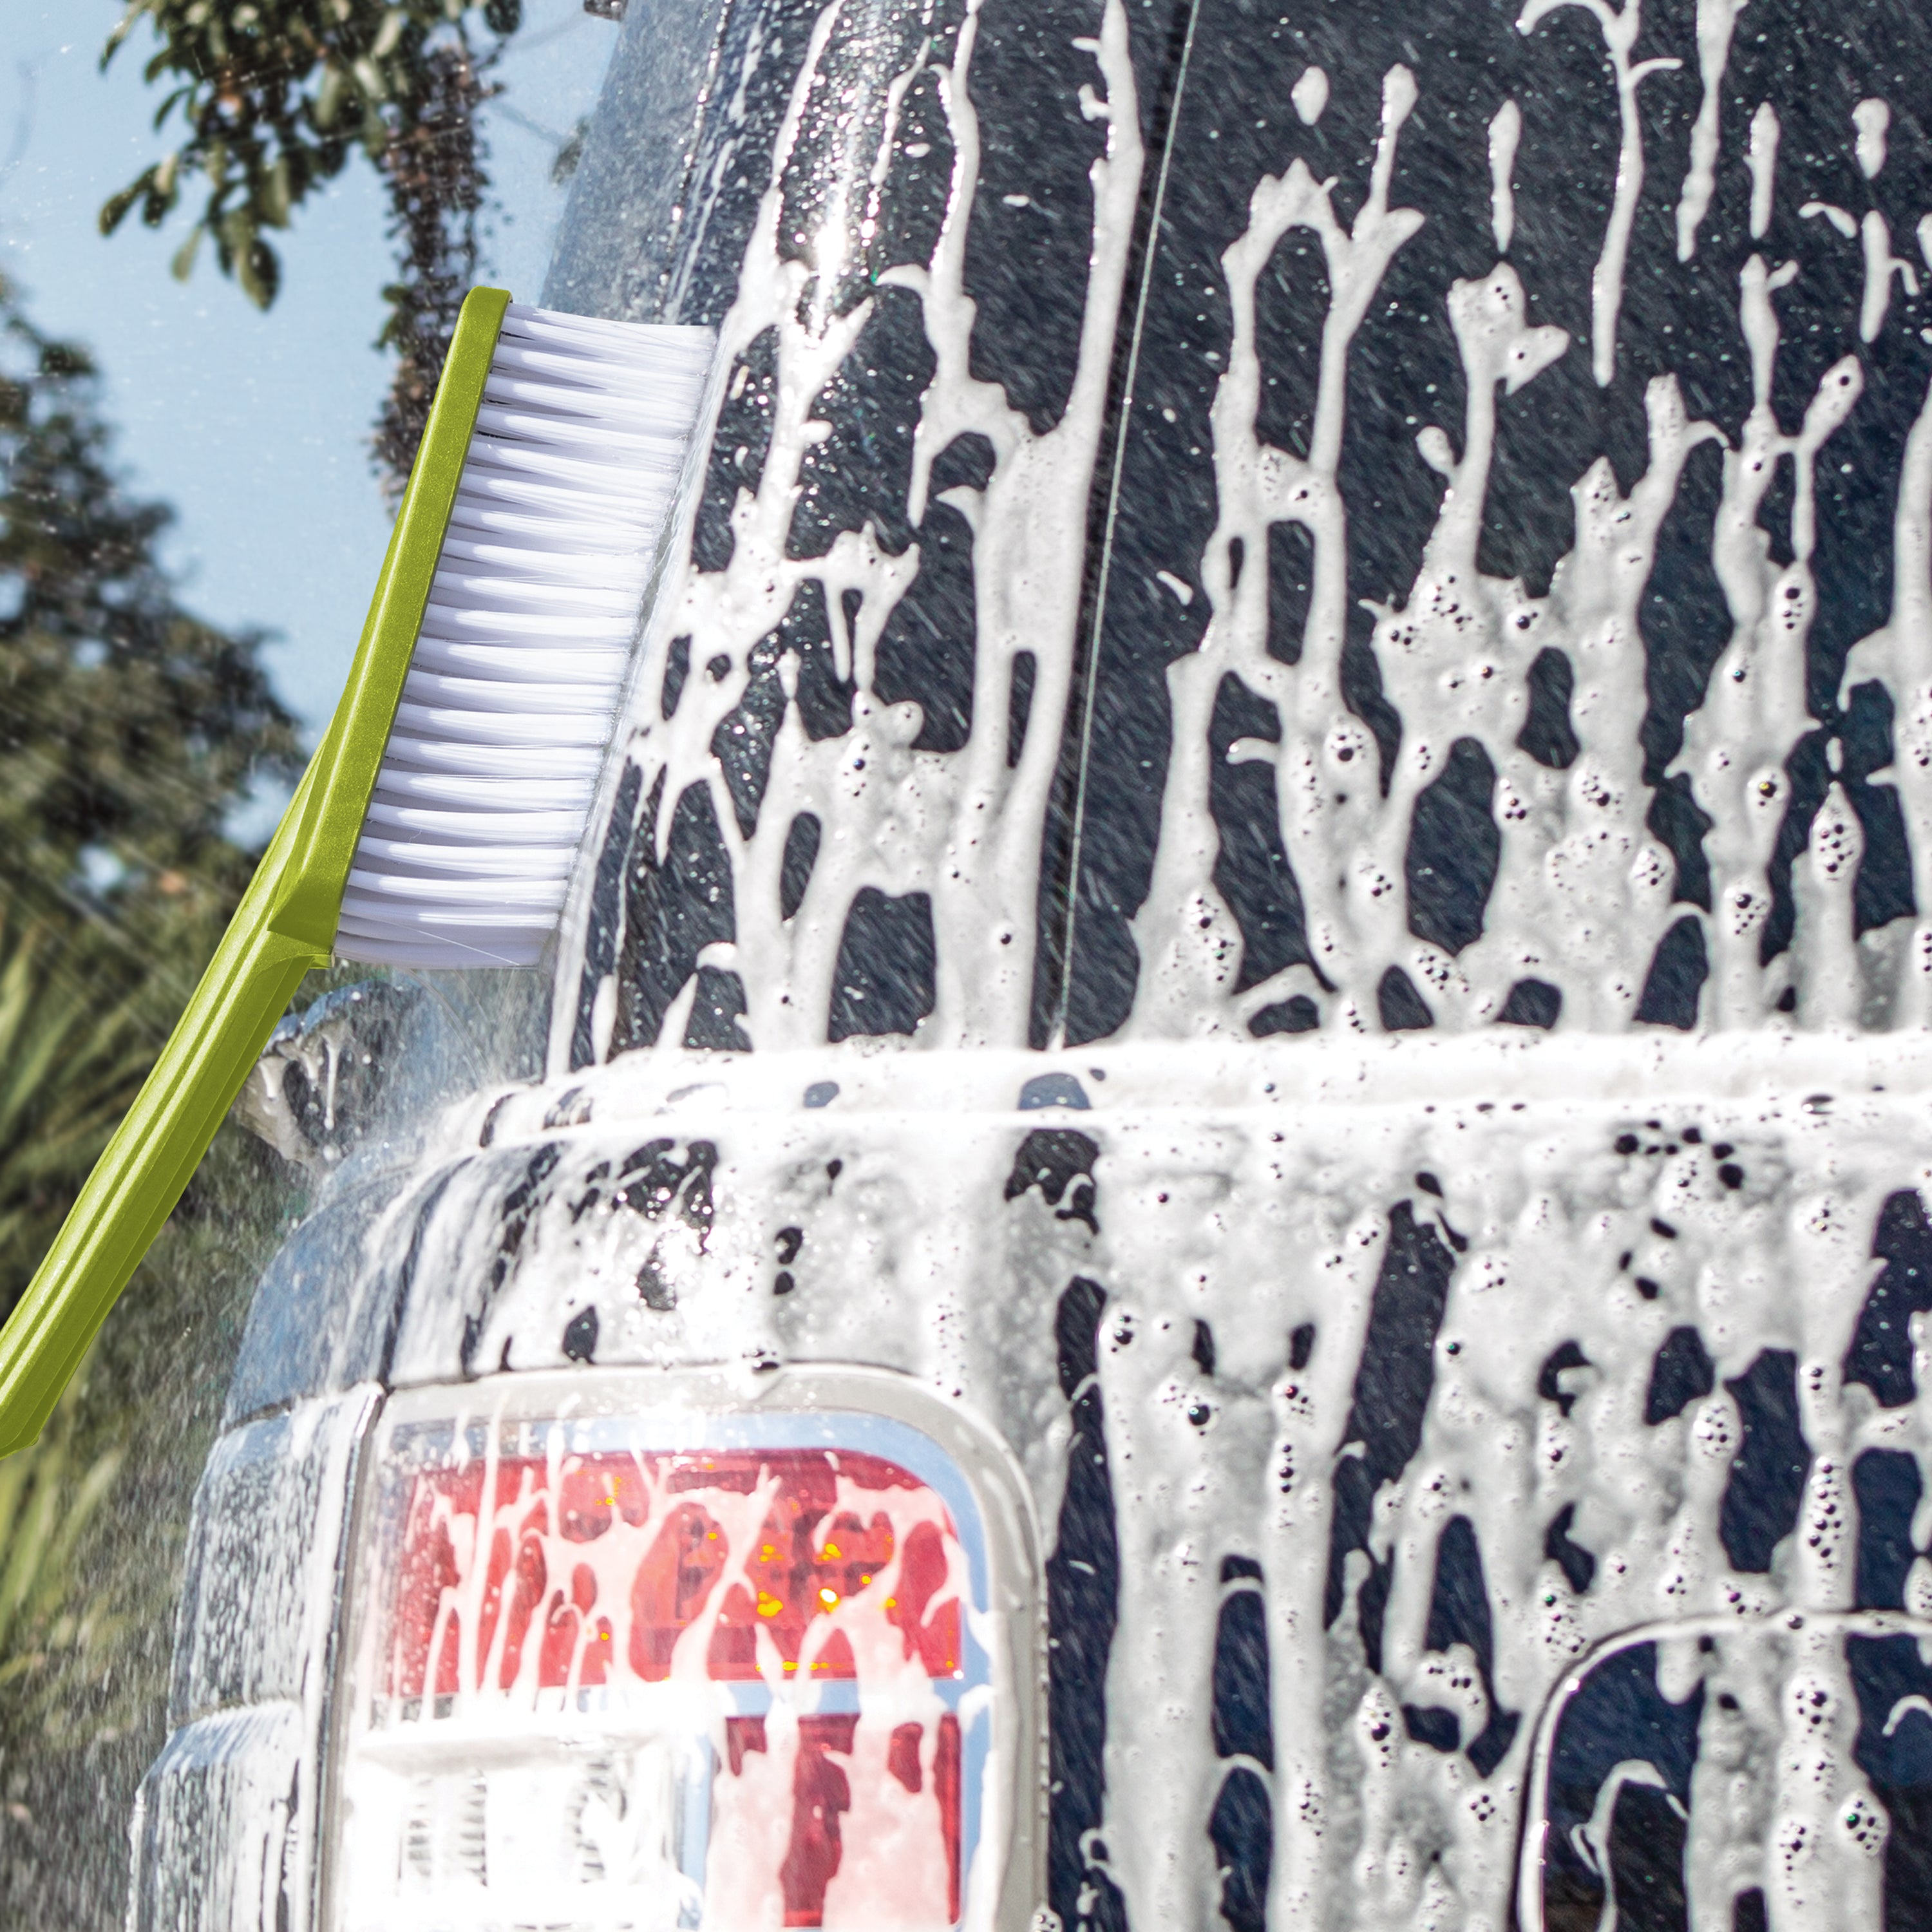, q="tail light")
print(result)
[323,1368,1041,1932]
